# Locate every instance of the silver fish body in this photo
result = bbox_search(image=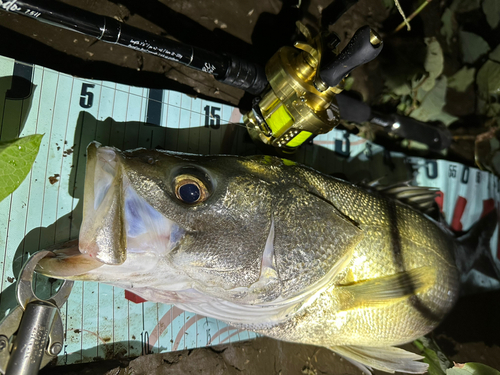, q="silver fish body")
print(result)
[37,142,460,373]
